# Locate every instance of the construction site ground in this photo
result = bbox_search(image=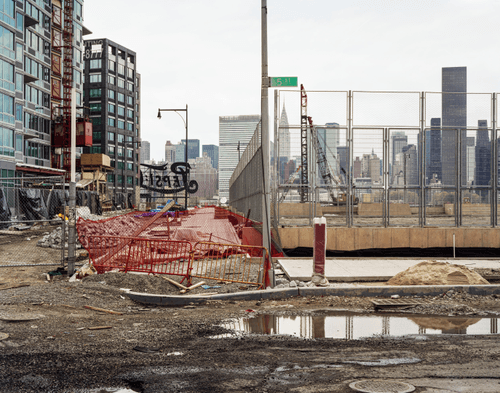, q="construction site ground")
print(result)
[2,263,500,392]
